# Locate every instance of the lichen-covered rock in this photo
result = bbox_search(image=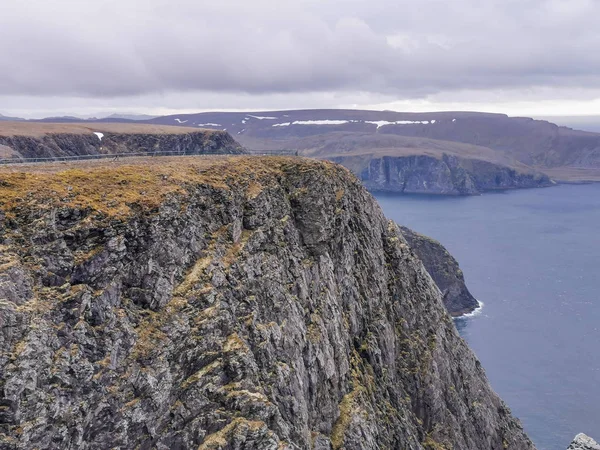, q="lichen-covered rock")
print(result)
[399,226,479,317]
[568,434,600,450]
[0,157,533,449]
